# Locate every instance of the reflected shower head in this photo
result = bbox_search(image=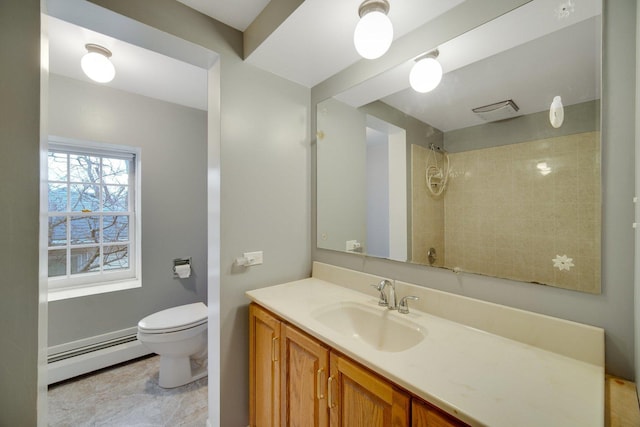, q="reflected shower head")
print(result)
[429,143,447,153]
